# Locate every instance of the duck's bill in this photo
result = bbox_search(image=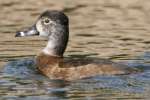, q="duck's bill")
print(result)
[15,25,39,37]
